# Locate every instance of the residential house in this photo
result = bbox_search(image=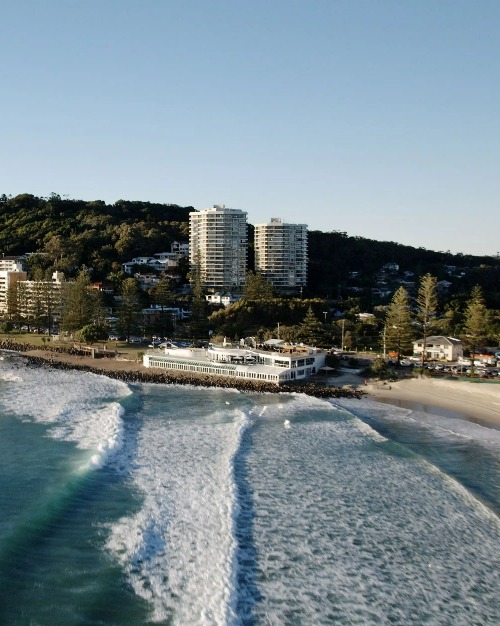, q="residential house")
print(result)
[205,292,241,307]
[413,336,463,362]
